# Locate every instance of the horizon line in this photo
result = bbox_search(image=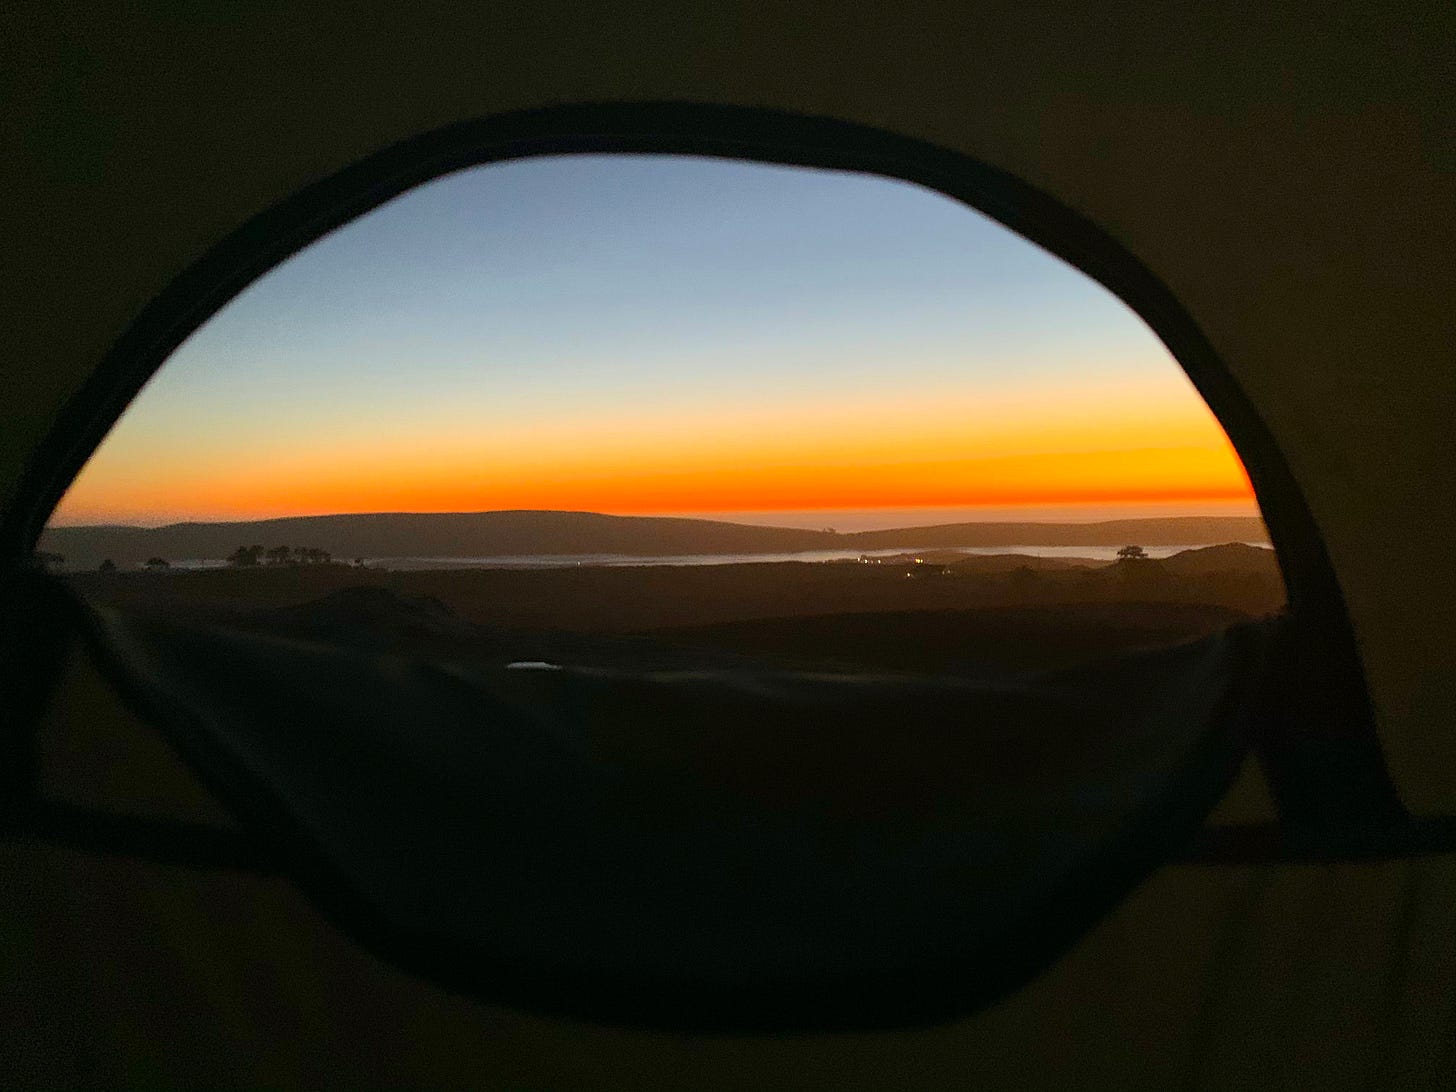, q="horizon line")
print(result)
[44,505,1269,534]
